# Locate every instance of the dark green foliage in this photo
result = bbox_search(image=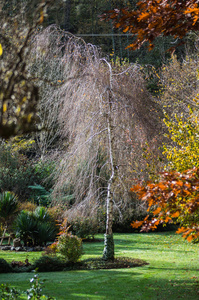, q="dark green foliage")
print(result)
[0,191,18,224]
[36,222,57,246]
[0,282,20,298]
[33,206,51,222]
[15,210,38,246]
[15,207,57,246]
[33,160,55,191]
[70,217,102,239]
[0,258,33,274]
[10,259,33,273]
[0,143,55,203]
[33,255,66,272]
[0,143,37,200]
[28,184,51,207]
[82,257,148,270]
[57,233,83,263]
[0,258,13,273]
